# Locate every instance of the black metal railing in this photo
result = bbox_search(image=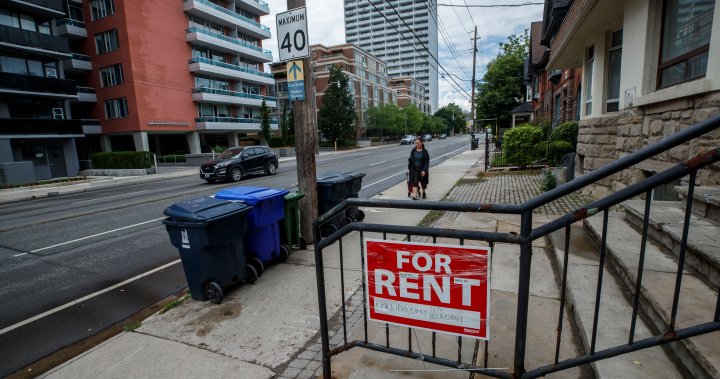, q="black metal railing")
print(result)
[313,114,720,378]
